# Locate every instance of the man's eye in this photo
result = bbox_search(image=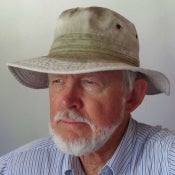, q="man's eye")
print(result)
[53,79,63,83]
[49,79,66,91]
[83,79,96,85]
[81,79,100,89]
[81,79,104,93]
[50,79,65,85]
[86,80,95,84]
